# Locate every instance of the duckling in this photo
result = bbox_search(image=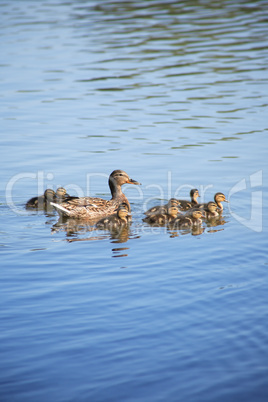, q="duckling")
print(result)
[143,205,179,226]
[26,188,56,209]
[144,198,181,216]
[199,192,228,212]
[170,209,204,229]
[203,201,219,219]
[96,203,131,230]
[177,189,200,211]
[55,187,70,201]
[51,170,141,220]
